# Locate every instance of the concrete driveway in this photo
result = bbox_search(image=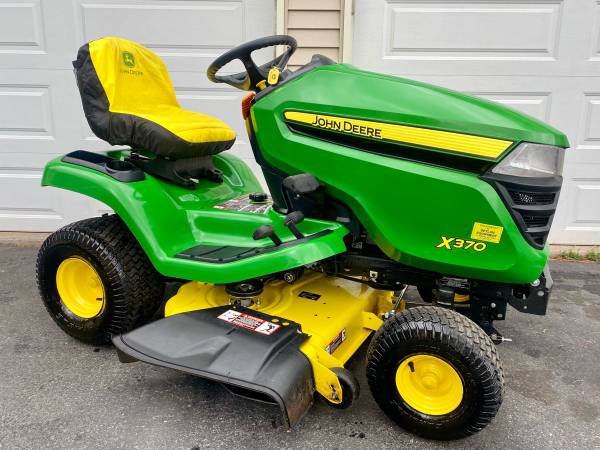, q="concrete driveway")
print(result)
[0,243,598,450]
